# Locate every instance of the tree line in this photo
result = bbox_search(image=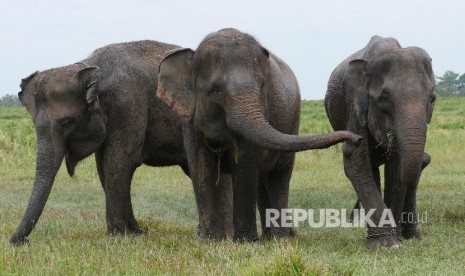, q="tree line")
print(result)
[435,71,465,97]
[0,70,463,106]
[0,94,21,107]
